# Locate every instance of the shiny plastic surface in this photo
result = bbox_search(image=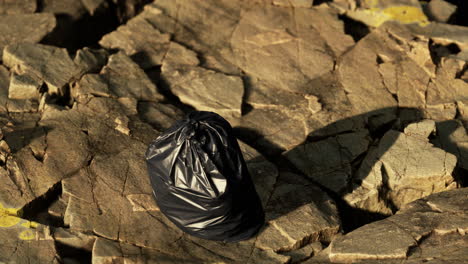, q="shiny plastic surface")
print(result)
[145,111,264,242]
